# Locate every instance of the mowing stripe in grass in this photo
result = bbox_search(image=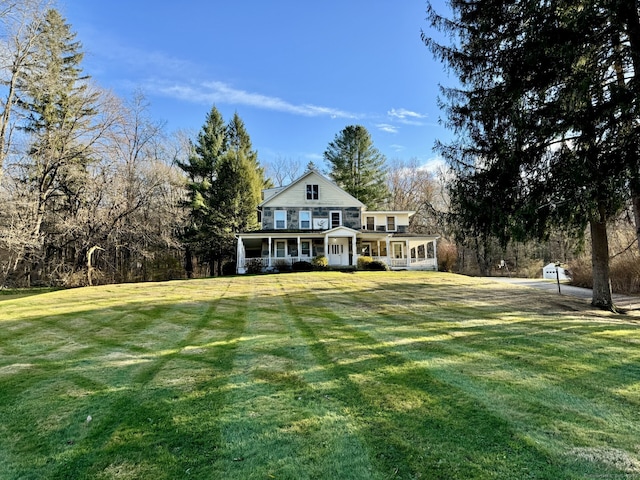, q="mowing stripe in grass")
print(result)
[313,272,640,477]
[1,272,639,479]
[210,276,379,480]
[348,283,640,452]
[278,273,574,479]
[0,280,248,479]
